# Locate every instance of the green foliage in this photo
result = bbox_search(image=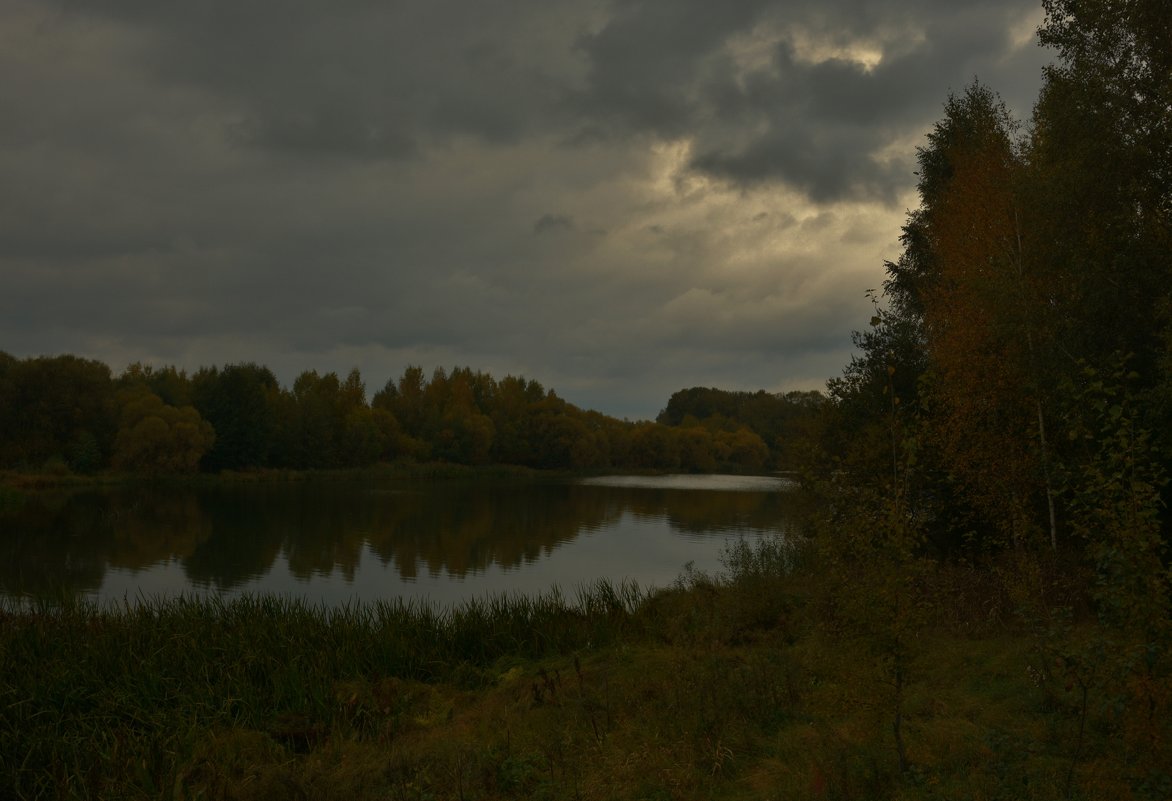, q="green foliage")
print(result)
[65,429,103,474]
[1038,0,1171,230]
[2,351,806,476]
[1063,359,1168,628]
[1053,357,1172,793]
[192,363,281,471]
[817,481,932,775]
[812,19,1172,784]
[0,354,117,471]
[112,387,216,473]
[120,361,193,406]
[657,386,826,469]
[823,300,927,478]
[823,7,1170,554]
